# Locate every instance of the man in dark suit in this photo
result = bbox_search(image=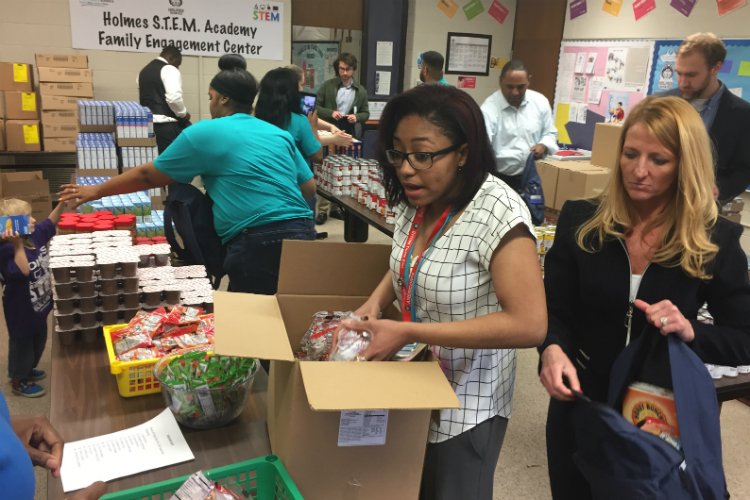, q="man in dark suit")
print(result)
[658,32,750,203]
